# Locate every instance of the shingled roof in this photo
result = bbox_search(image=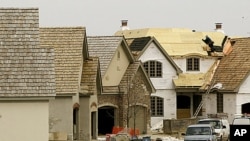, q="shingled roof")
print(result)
[87,36,134,77]
[126,36,152,52]
[0,8,55,97]
[212,37,250,92]
[40,27,86,94]
[80,57,100,95]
